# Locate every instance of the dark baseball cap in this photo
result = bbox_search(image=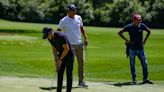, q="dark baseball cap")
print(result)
[67,4,77,11]
[42,27,52,39]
